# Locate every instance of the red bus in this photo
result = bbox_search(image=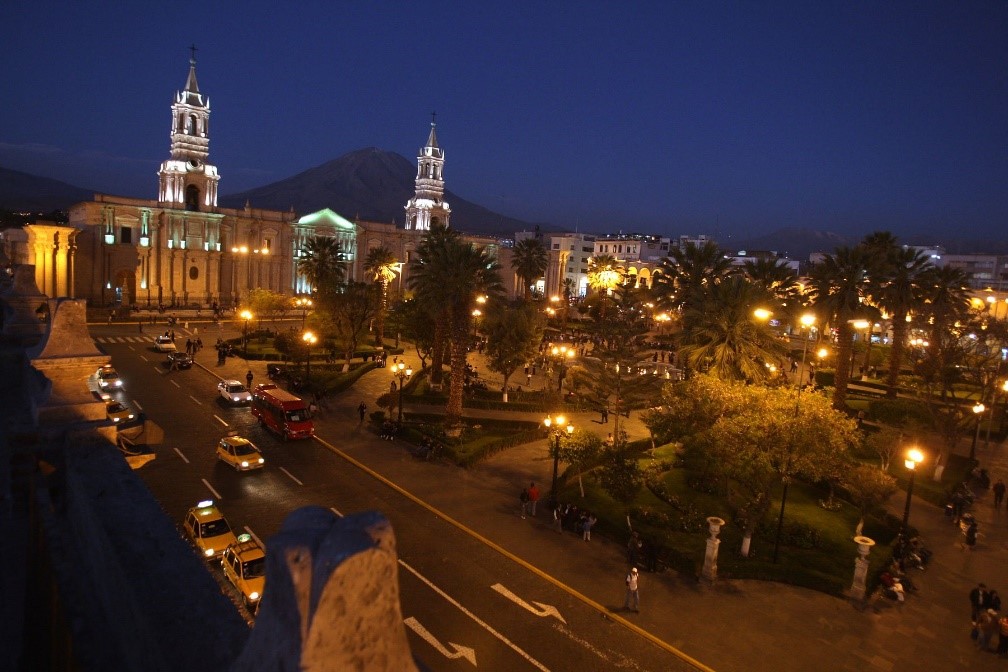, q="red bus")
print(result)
[250,384,314,440]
